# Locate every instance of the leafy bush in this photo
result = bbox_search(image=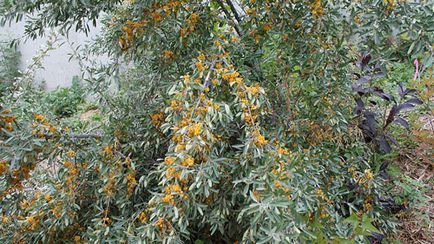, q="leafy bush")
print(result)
[43,76,85,118]
[0,39,20,95]
[1,1,433,243]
